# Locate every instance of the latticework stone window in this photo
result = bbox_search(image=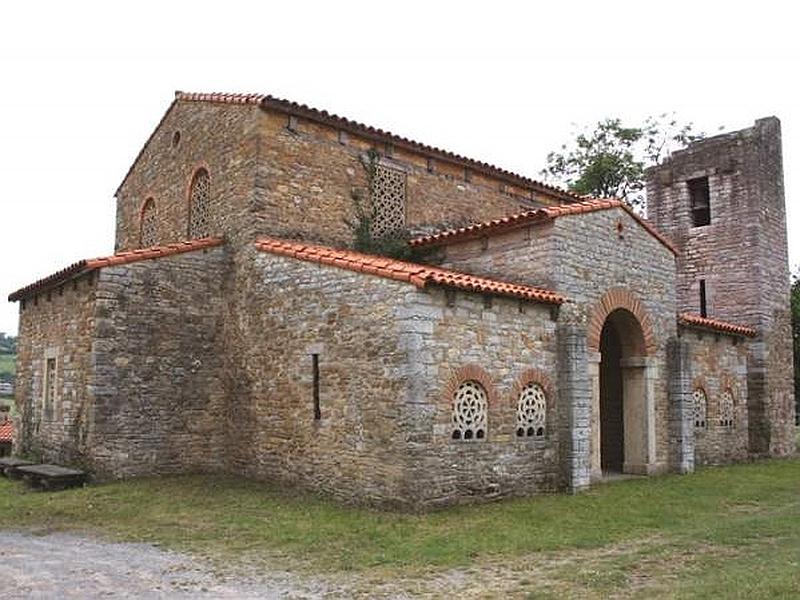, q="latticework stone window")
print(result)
[516,382,546,438]
[719,390,735,428]
[140,198,157,247]
[370,164,406,238]
[188,168,210,239]
[452,380,488,441]
[693,388,707,429]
